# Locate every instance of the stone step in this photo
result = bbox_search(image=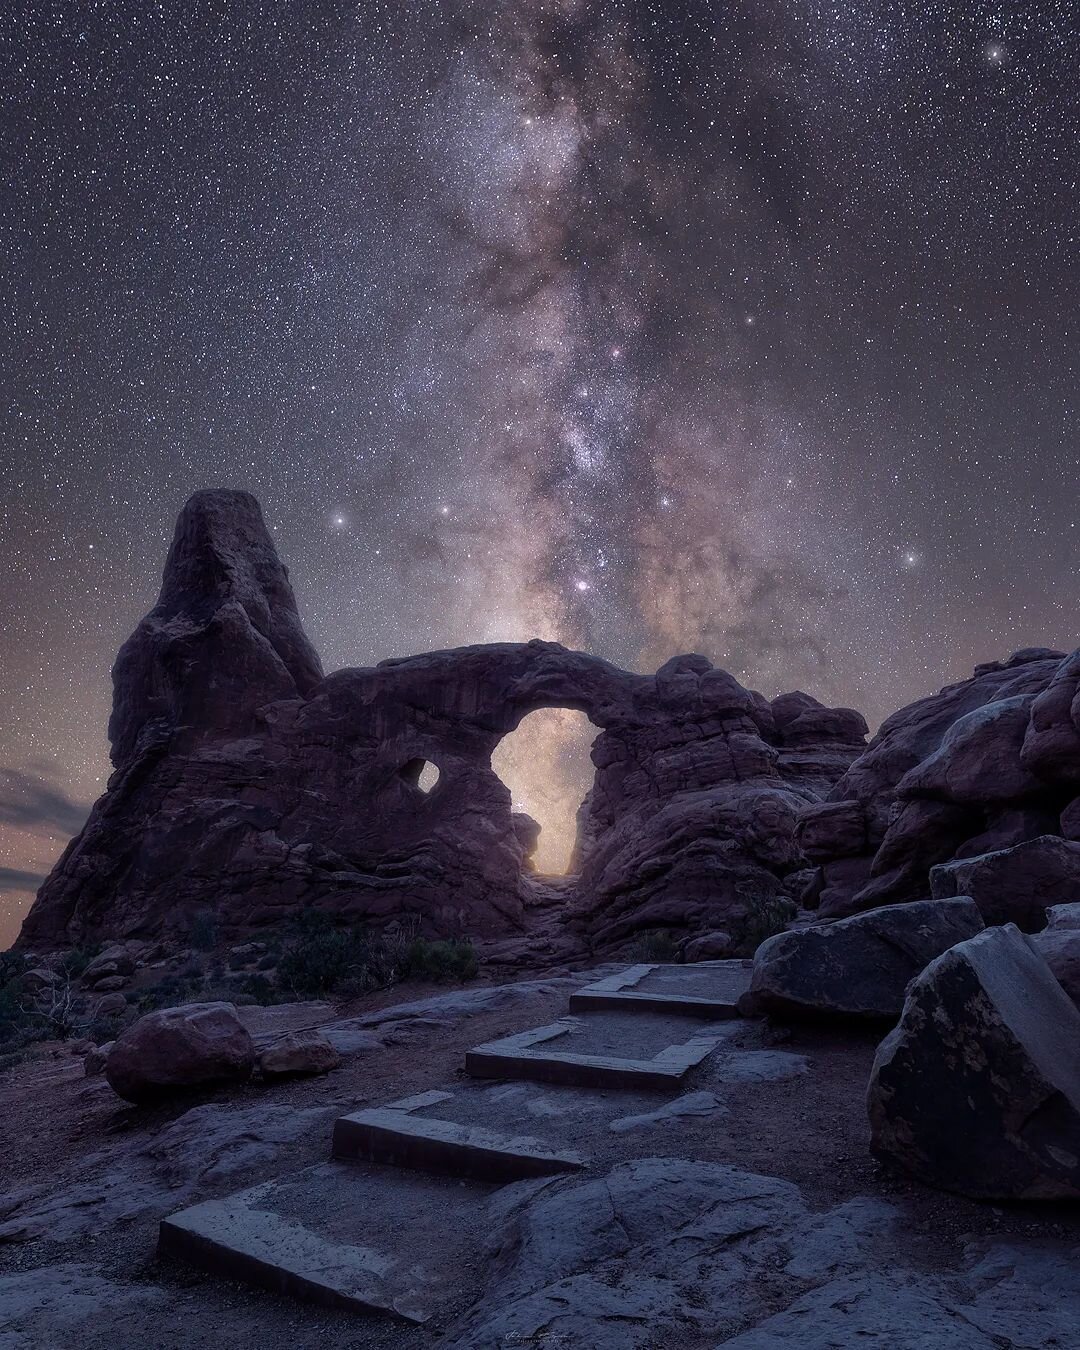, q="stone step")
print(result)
[332,1089,586,1181]
[159,1160,500,1323]
[465,1015,731,1090]
[568,960,753,1018]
